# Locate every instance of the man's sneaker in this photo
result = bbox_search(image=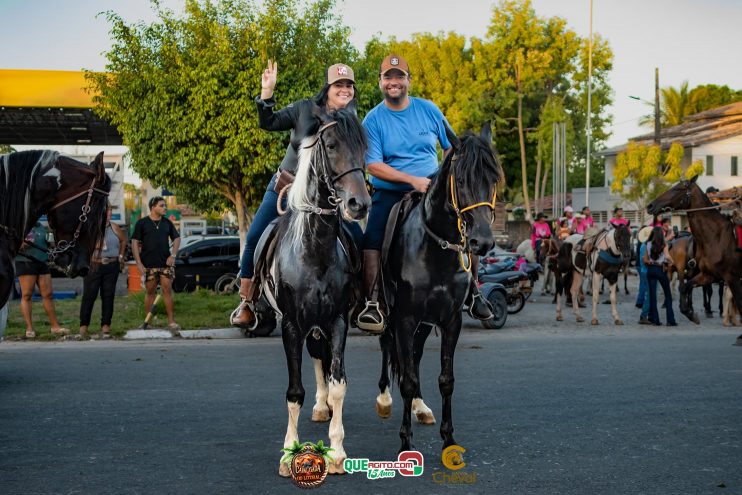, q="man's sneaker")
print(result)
[356,301,385,334]
[638,317,652,325]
